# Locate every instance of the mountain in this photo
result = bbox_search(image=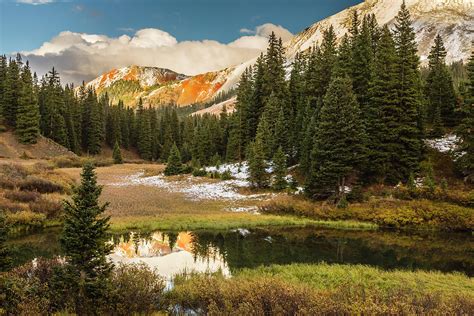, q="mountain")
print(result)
[286,0,473,64]
[83,65,236,107]
[84,0,473,108]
